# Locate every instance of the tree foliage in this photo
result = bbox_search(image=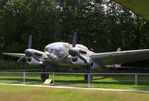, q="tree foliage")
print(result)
[0,0,149,54]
